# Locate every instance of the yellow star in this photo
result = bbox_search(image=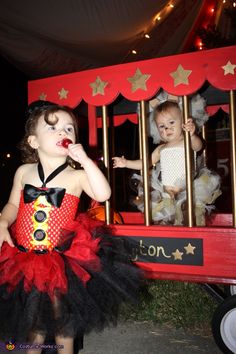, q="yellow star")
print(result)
[172,249,183,261]
[184,243,196,255]
[127,68,151,92]
[90,76,108,96]
[170,64,192,86]
[39,92,47,100]
[58,87,69,99]
[222,61,236,75]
